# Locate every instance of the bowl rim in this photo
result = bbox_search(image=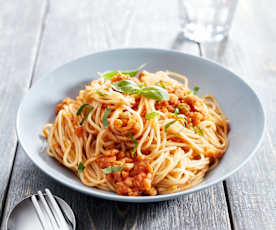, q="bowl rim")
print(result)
[16,47,266,203]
